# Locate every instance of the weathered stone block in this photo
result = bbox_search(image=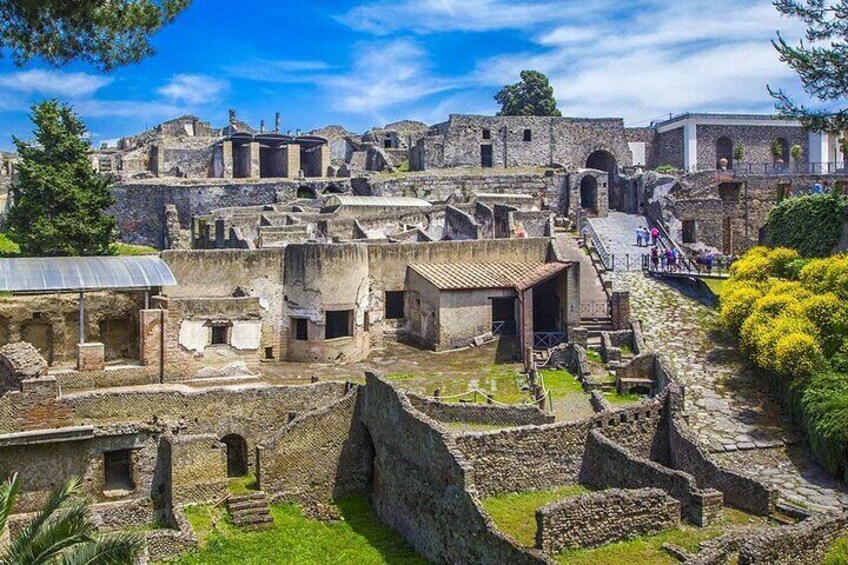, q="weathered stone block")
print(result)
[76,342,105,372]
